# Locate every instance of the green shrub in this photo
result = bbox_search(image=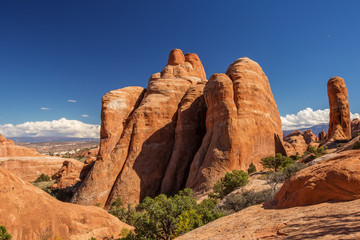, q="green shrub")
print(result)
[247,162,257,174]
[216,189,275,215]
[353,141,360,149]
[210,170,249,199]
[34,173,51,182]
[114,188,222,240]
[261,153,294,172]
[265,162,307,192]
[0,226,11,240]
